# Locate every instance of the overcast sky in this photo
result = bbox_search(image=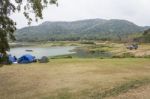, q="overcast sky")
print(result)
[11,0,150,28]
